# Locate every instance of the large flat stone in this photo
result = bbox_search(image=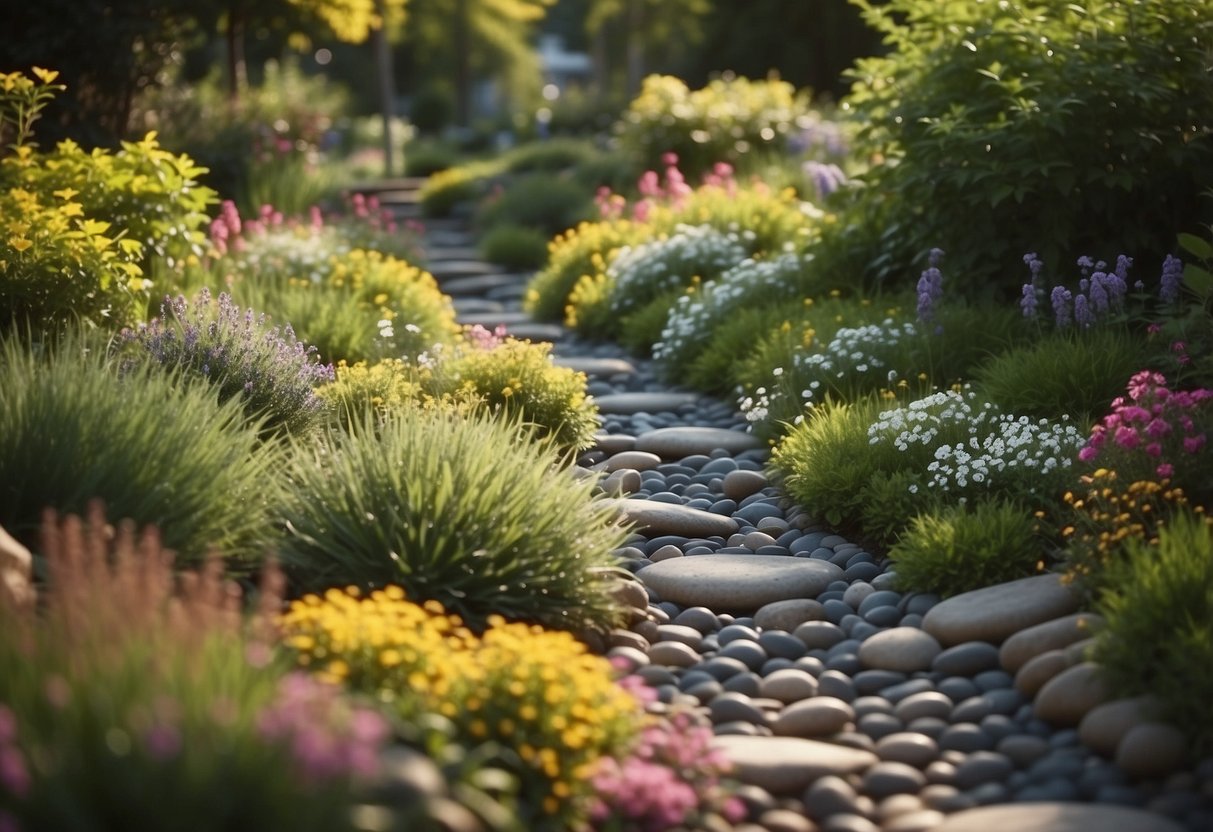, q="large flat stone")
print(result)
[637,554,842,613]
[712,735,877,794]
[455,310,536,328]
[922,574,1081,647]
[440,273,527,296]
[607,499,738,539]
[999,612,1104,673]
[553,356,638,377]
[635,426,765,459]
[594,392,702,415]
[931,803,1183,832]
